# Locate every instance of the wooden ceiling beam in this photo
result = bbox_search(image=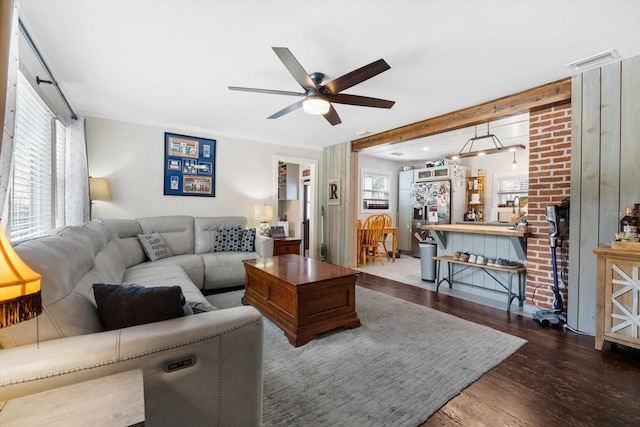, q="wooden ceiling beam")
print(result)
[351,77,571,152]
